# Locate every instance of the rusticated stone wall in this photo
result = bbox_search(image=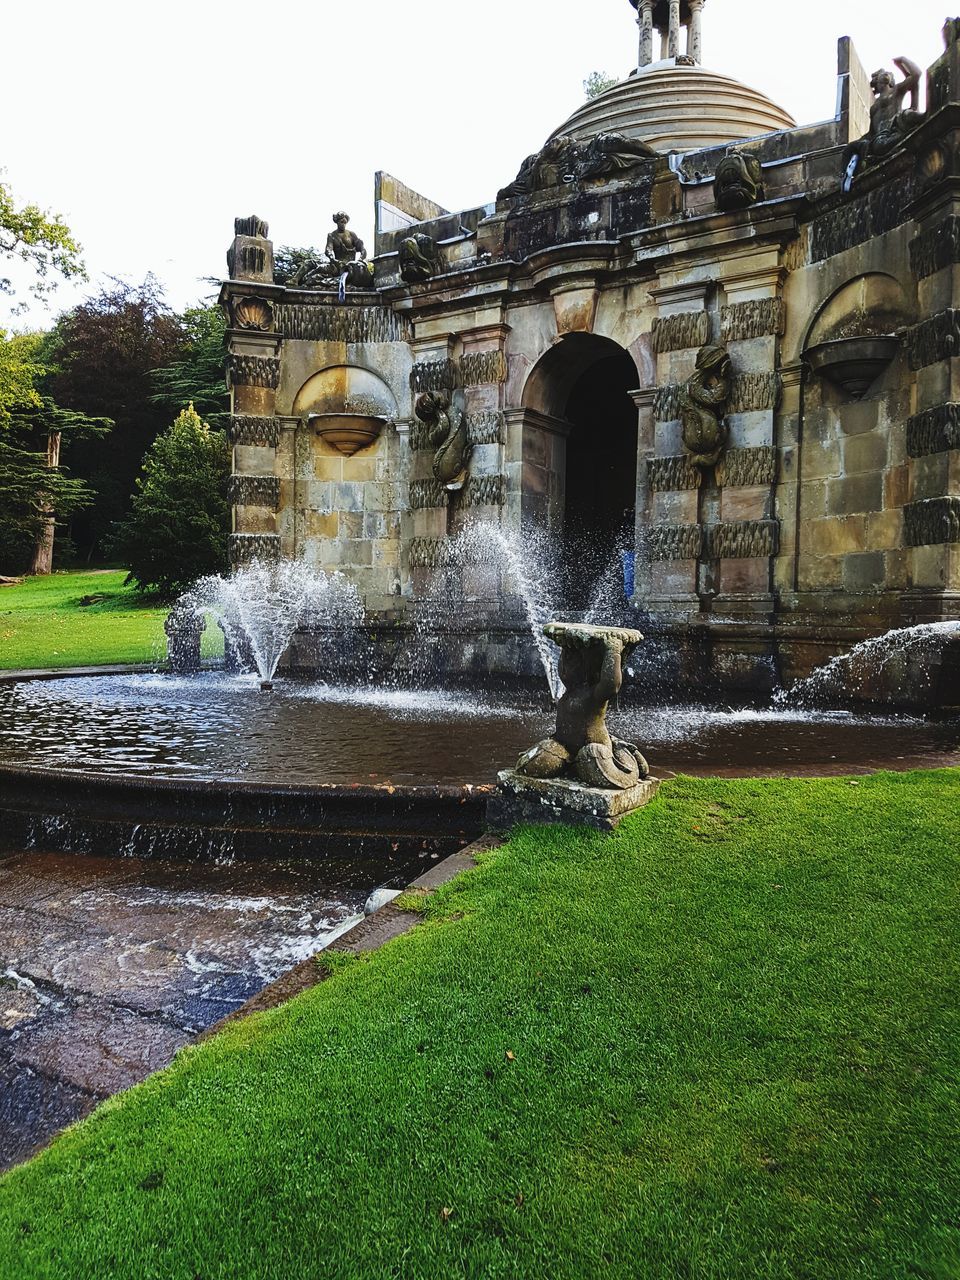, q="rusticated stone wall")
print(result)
[276,304,410,343]
[909,215,960,280]
[904,497,960,546]
[905,310,960,370]
[229,533,281,566]
[228,475,280,509]
[720,299,785,343]
[652,311,709,355]
[228,355,281,389]
[906,405,960,457]
[229,416,280,448]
